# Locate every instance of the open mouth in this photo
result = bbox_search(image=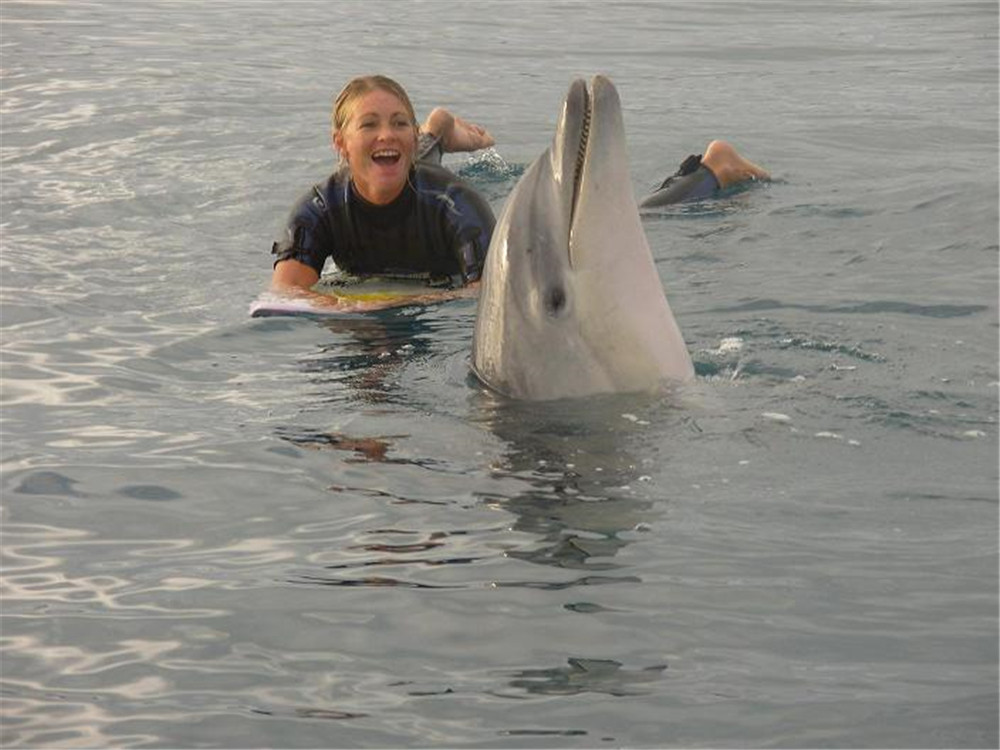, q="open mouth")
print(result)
[372,149,402,166]
[570,84,592,220]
